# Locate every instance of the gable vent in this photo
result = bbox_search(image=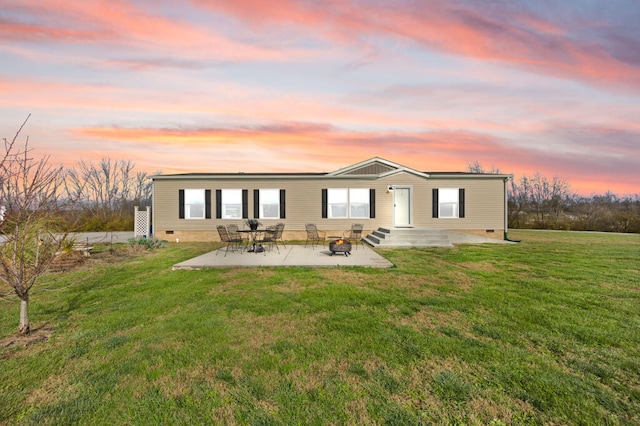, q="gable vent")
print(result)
[345,162,396,175]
